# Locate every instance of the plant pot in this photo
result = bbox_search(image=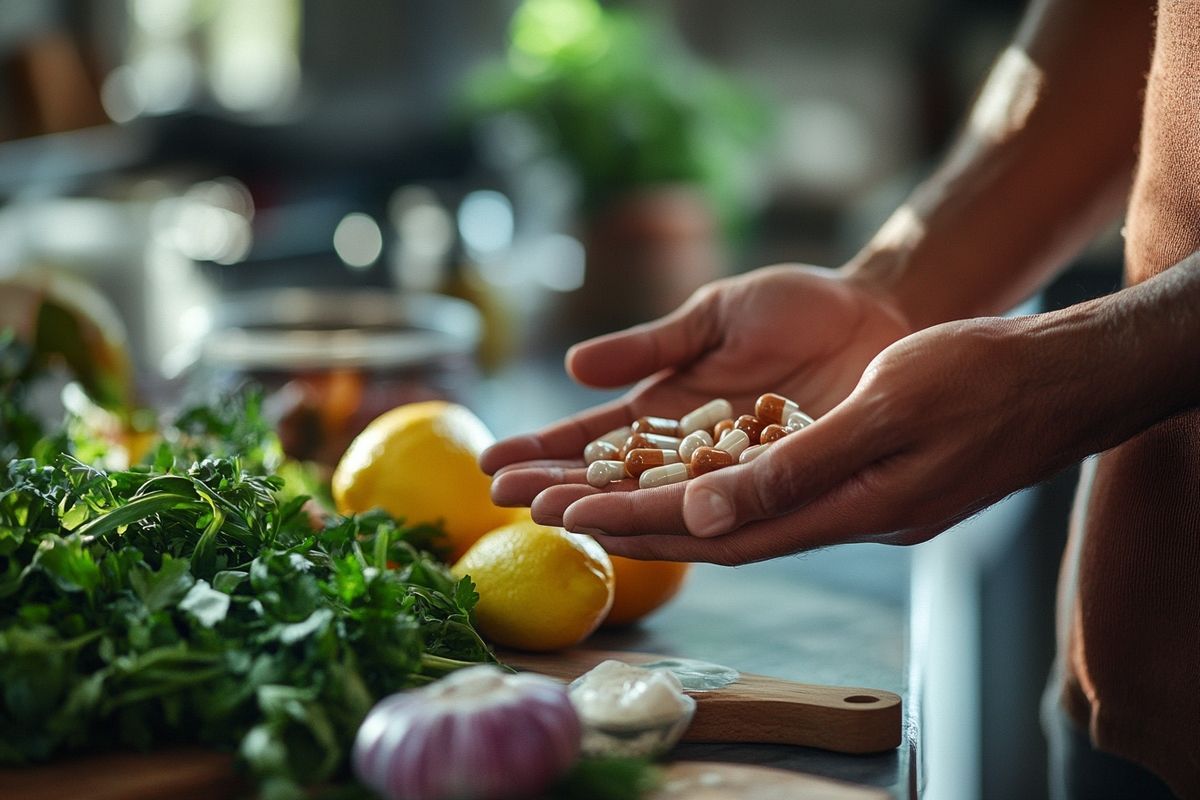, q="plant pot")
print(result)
[568,185,726,338]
